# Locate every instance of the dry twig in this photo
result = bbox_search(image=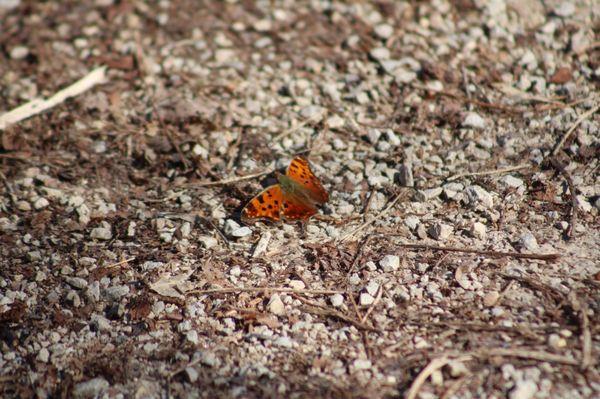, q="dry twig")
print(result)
[186,169,274,188]
[397,243,559,261]
[406,356,472,399]
[188,287,343,296]
[446,164,529,182]
[551,104,600,157]
[0,66,108,130]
